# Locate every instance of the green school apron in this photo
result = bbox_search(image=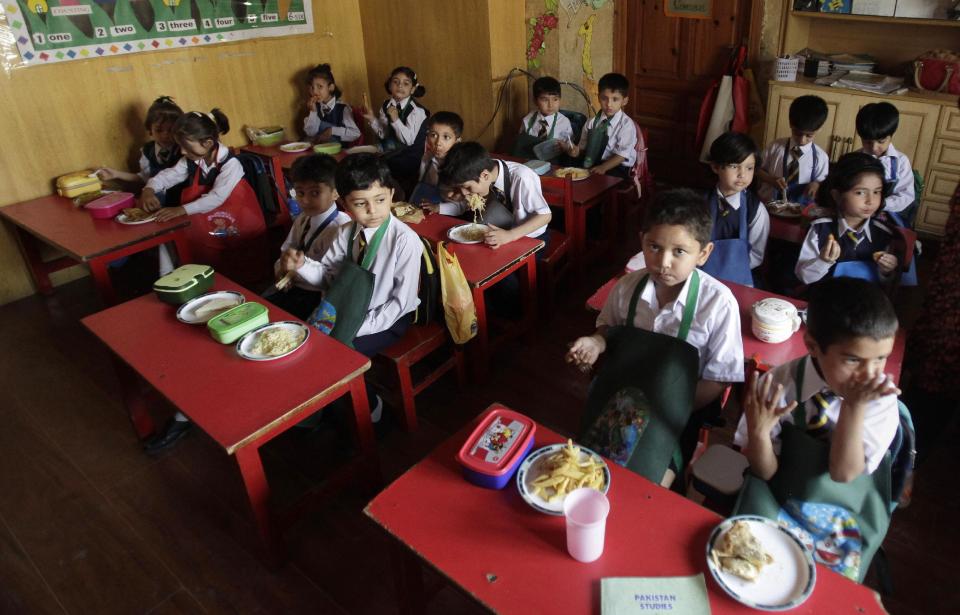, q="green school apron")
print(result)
[511,114,558,159]
[307,218,391,348]
[582,112,611,169]
[733,359,893,582]
[579,271,701,483]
